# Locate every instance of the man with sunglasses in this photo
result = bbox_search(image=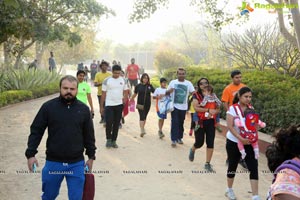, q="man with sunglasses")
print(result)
[166,68,195,147]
